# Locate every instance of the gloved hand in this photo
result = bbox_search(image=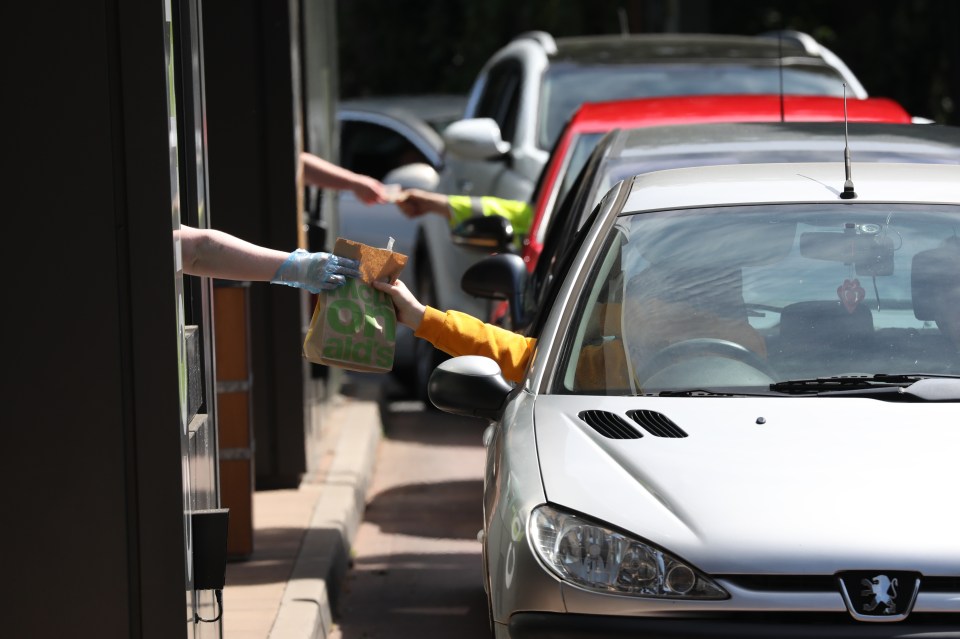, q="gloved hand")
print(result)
[270,249,361,293]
